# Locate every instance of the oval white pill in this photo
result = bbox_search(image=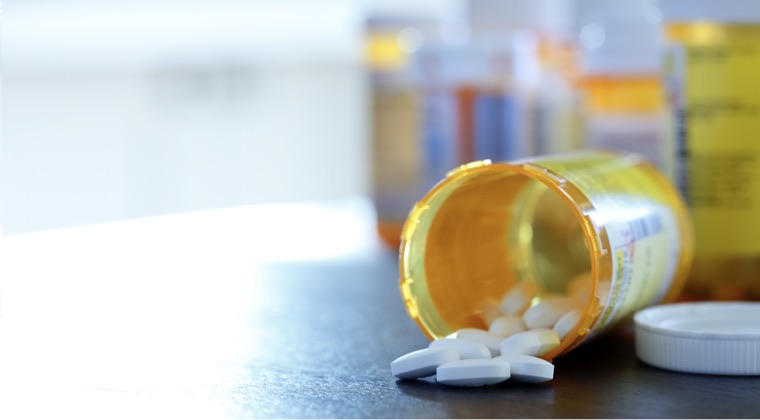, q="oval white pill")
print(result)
[493,354,554,383]
[499,328,561,357]
[391,347,460,379]
[499,282,537,315]
[428,338,491,360]
[455,328,502,357]
[479,298,503,325]
[489,315,526,338]
[597,280,612,307]
[568,271,592,303]
[523,297,580,329]
[436,358,511,387]
[553,308,582,340]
